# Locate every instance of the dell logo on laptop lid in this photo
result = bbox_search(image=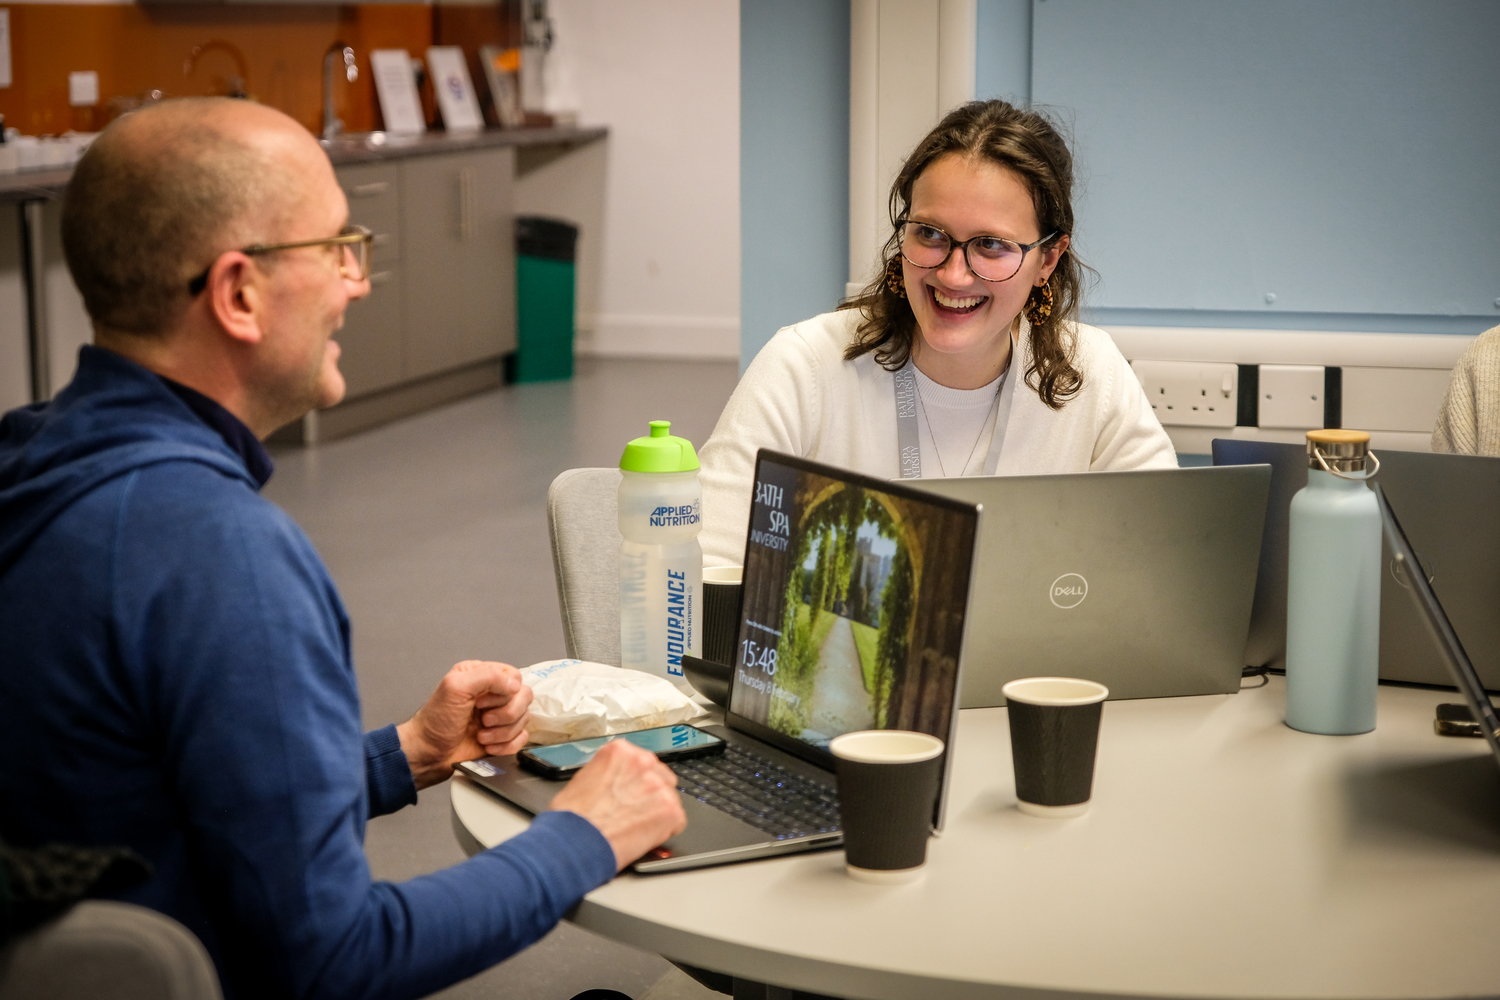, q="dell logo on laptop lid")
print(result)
[1050,573,1088,609]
